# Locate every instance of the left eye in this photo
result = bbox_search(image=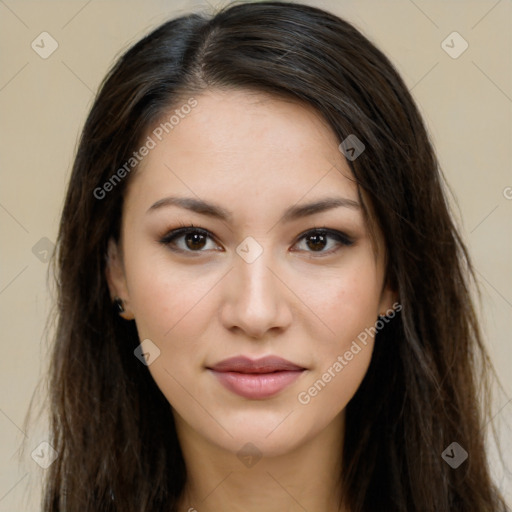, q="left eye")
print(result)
[159,226,353,256]
[293,228,353,254]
